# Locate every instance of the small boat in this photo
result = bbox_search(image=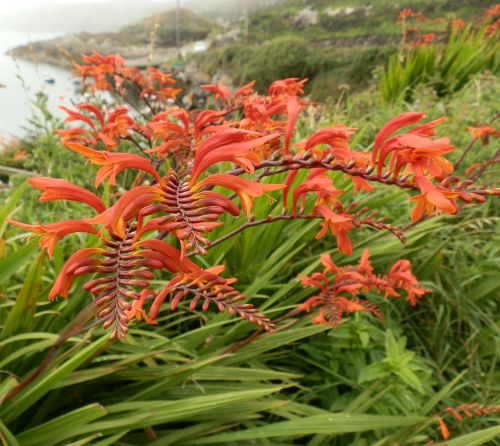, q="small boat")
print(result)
[42,72,55,84]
